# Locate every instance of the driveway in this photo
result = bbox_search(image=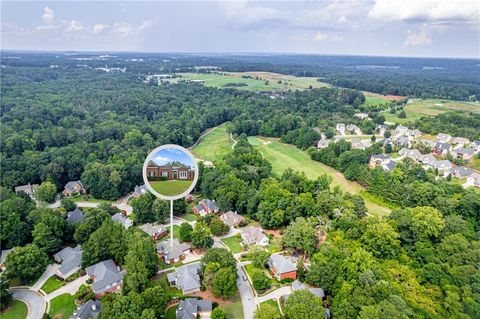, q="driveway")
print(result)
[31,264,58,291]
[257,286,292,304]
[11,288,46,319]
[45,275,88,302]
[75,202,100,208]
[236,264,256,319]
